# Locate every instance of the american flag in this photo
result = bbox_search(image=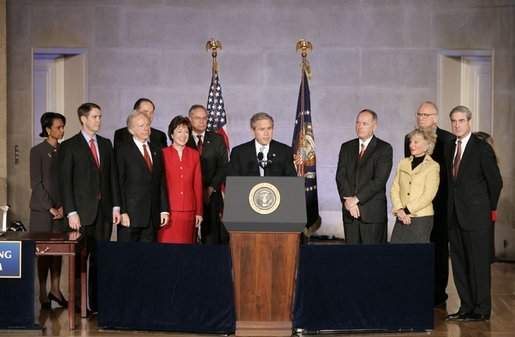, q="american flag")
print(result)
[292,69,321,235]
[206,70,229,149]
